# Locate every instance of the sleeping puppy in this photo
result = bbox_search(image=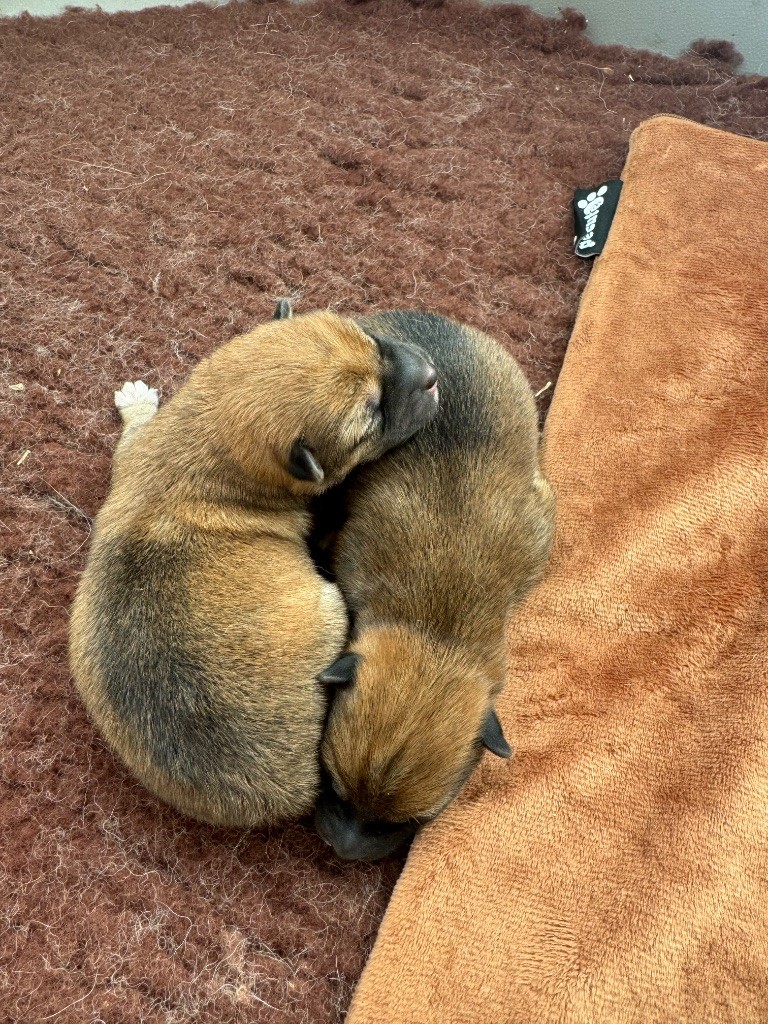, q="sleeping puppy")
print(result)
[68,304,438,828]
[314,311,555,860]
